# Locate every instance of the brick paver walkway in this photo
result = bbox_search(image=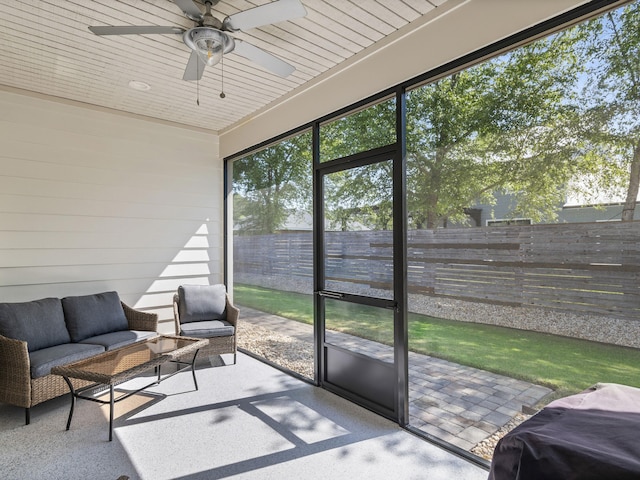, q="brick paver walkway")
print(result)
[240,307,551,452]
